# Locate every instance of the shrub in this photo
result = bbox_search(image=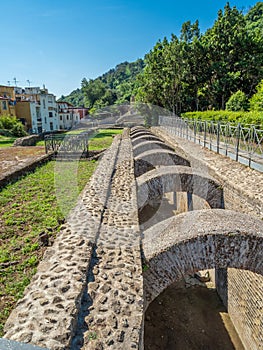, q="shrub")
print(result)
[0,115,27,137]
[182,111,263,128]
[11,123,27,137]
[226,90,249,111]
[250,79,263,111]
